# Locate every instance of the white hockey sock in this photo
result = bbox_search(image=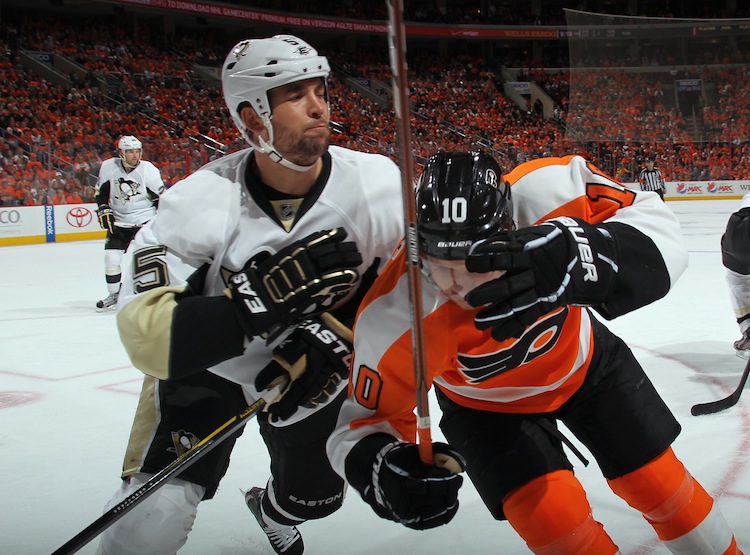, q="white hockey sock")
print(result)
[98,473,205,555]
